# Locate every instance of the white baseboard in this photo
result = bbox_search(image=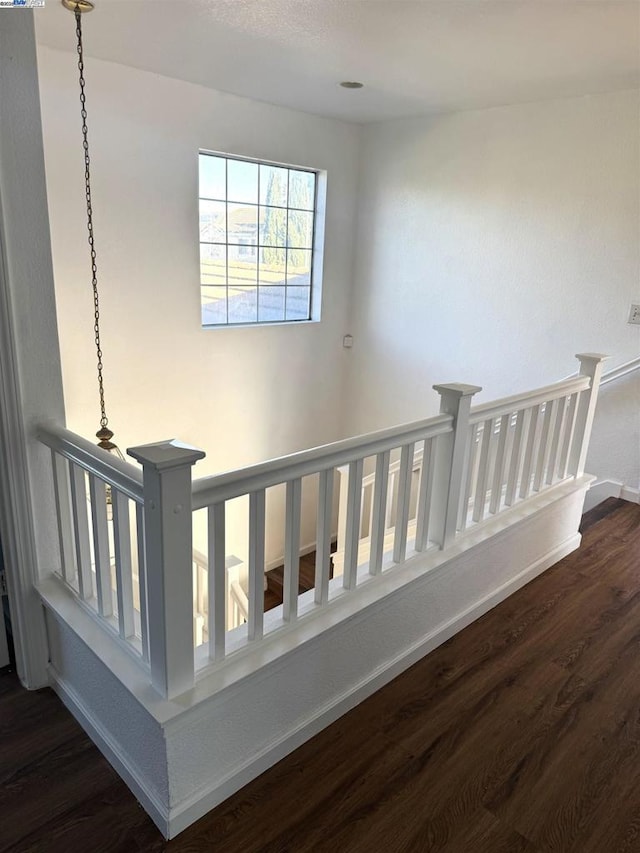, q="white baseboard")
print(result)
[167,533,580,838]
[50,669,171,838]
[583,479,640,513]
[621,485,640,504]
